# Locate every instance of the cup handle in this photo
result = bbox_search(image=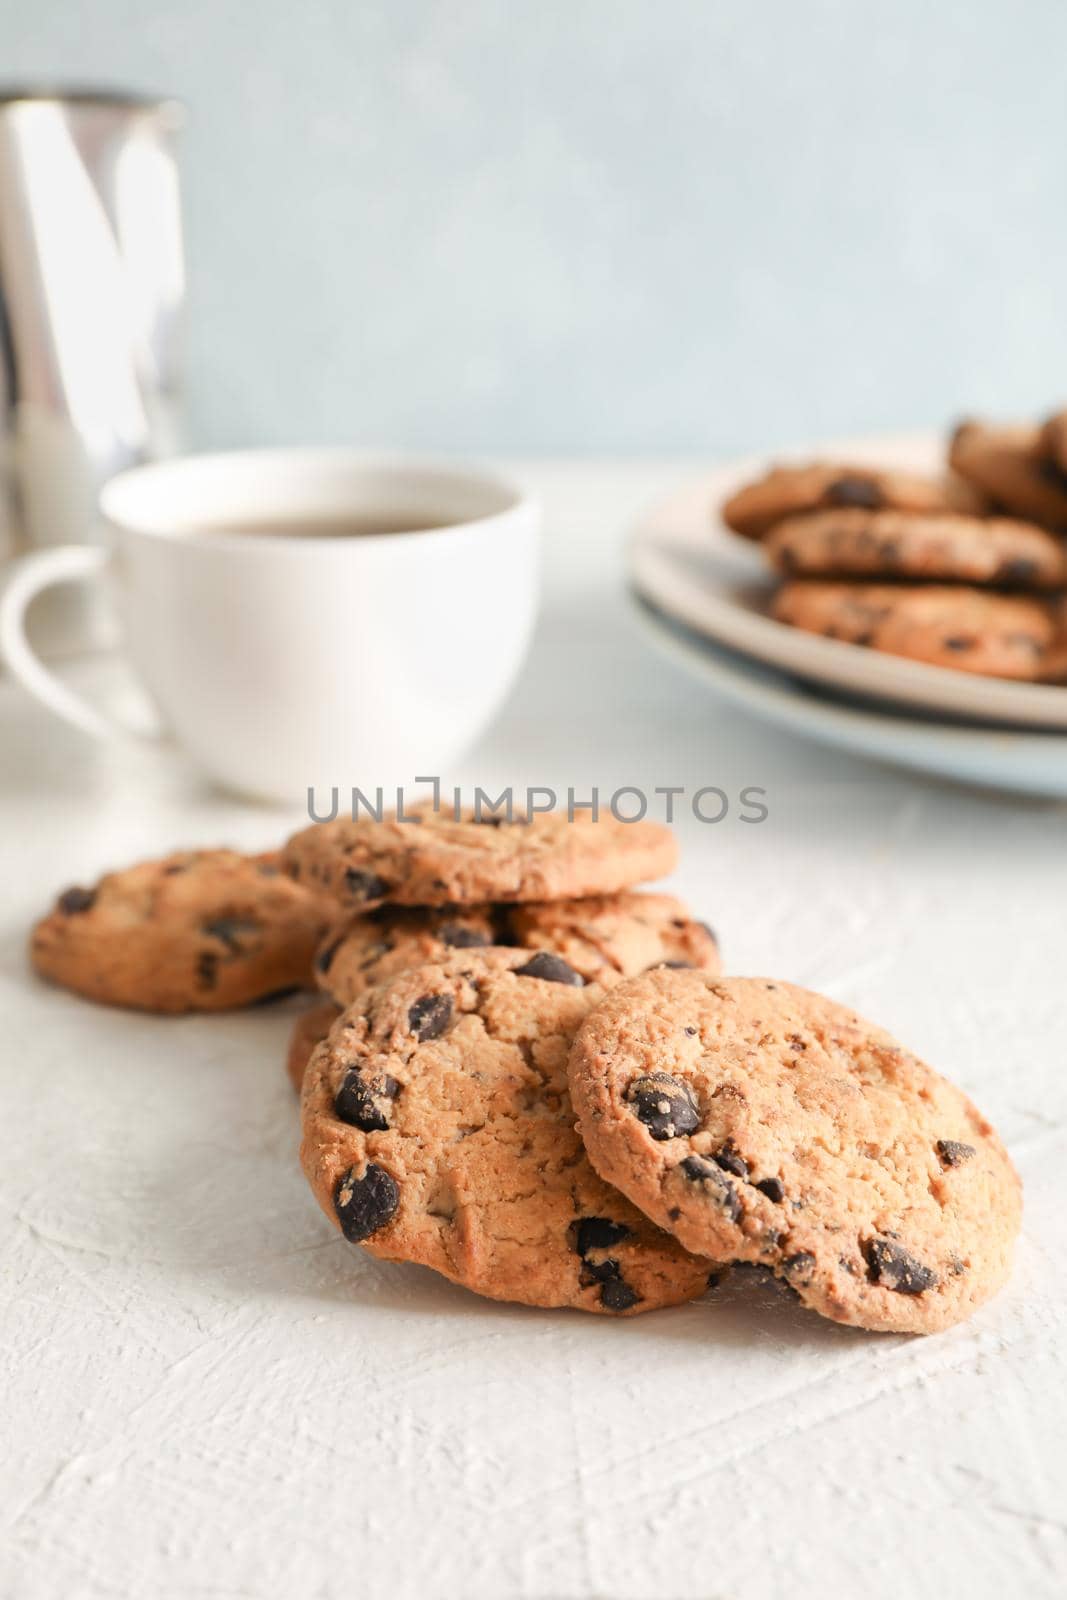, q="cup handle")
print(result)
[0,545,156,743]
